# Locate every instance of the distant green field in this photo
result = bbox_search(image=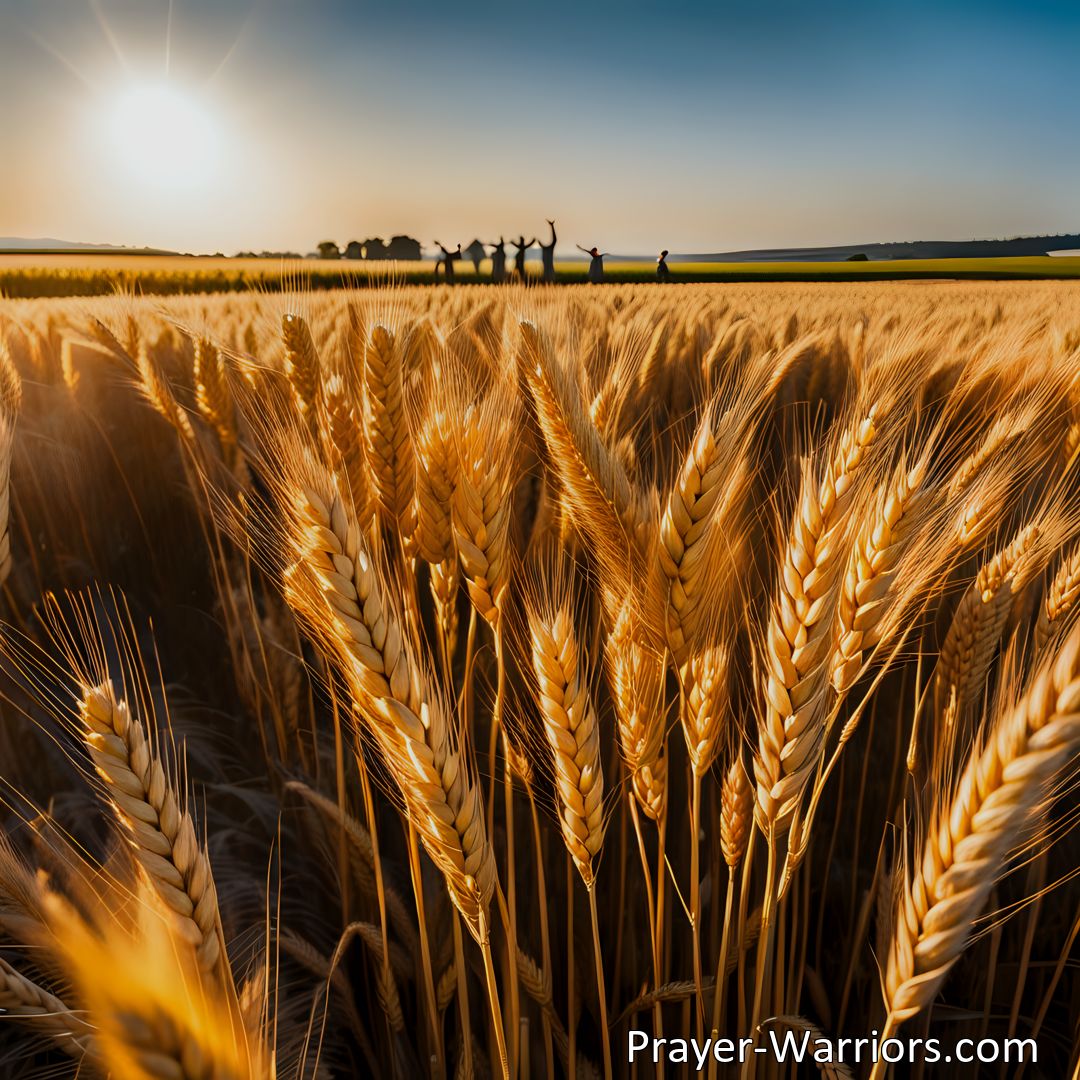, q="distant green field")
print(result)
[2,254,1079,298]
[606,256,1080,281]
